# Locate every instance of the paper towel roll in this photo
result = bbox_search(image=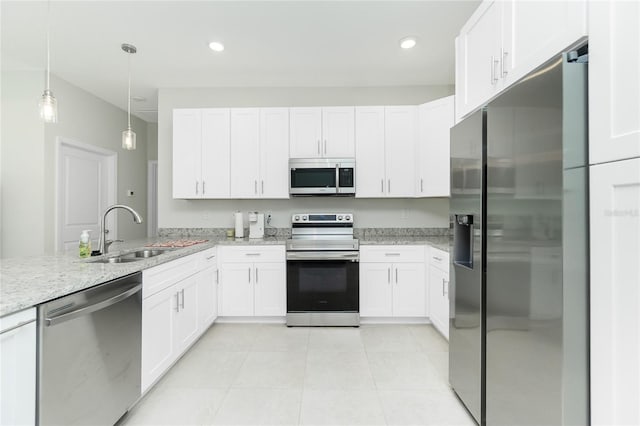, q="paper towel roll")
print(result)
[234,212,244,238]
